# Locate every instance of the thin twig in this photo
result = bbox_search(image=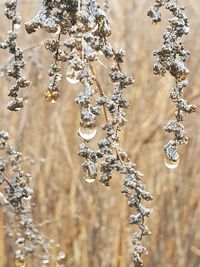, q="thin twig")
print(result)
[90,64,109,124]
